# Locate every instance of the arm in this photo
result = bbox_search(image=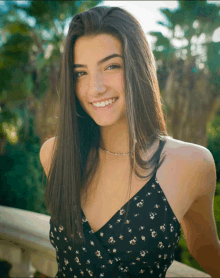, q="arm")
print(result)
[180,146,220,277]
